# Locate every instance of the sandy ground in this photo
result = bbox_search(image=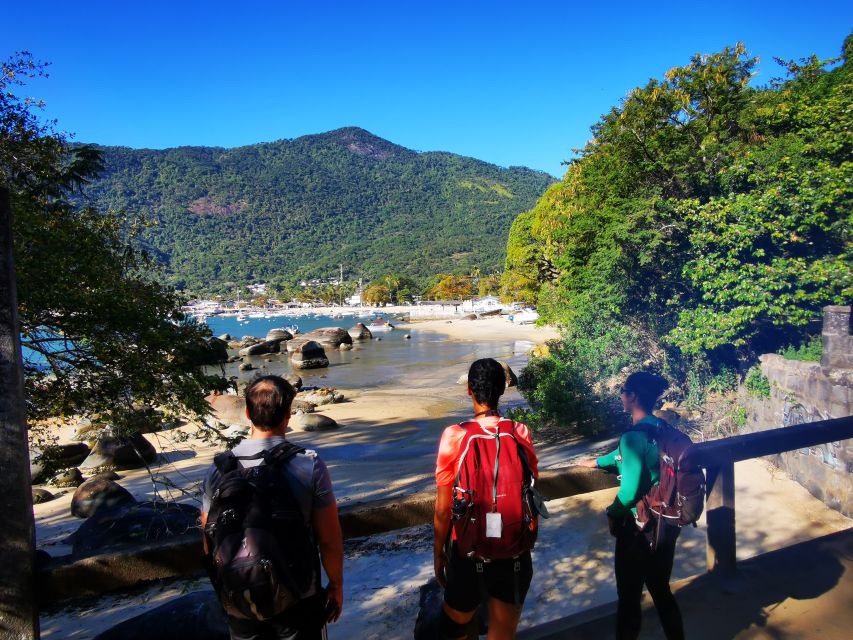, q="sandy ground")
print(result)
[39,458,852,639]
